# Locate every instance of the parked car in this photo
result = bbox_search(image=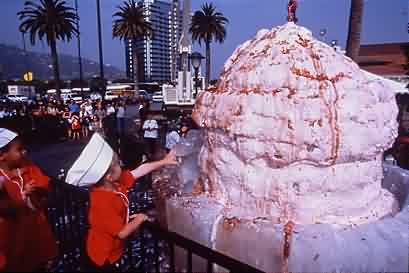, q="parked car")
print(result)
[139,90,152,101]
[90,92,102,101]
[0,96,9,103]
[71,93,83,103]
[7,94,28,102]
[104,91,119,101]
[61,92,83,103]
[152,91,163,102]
